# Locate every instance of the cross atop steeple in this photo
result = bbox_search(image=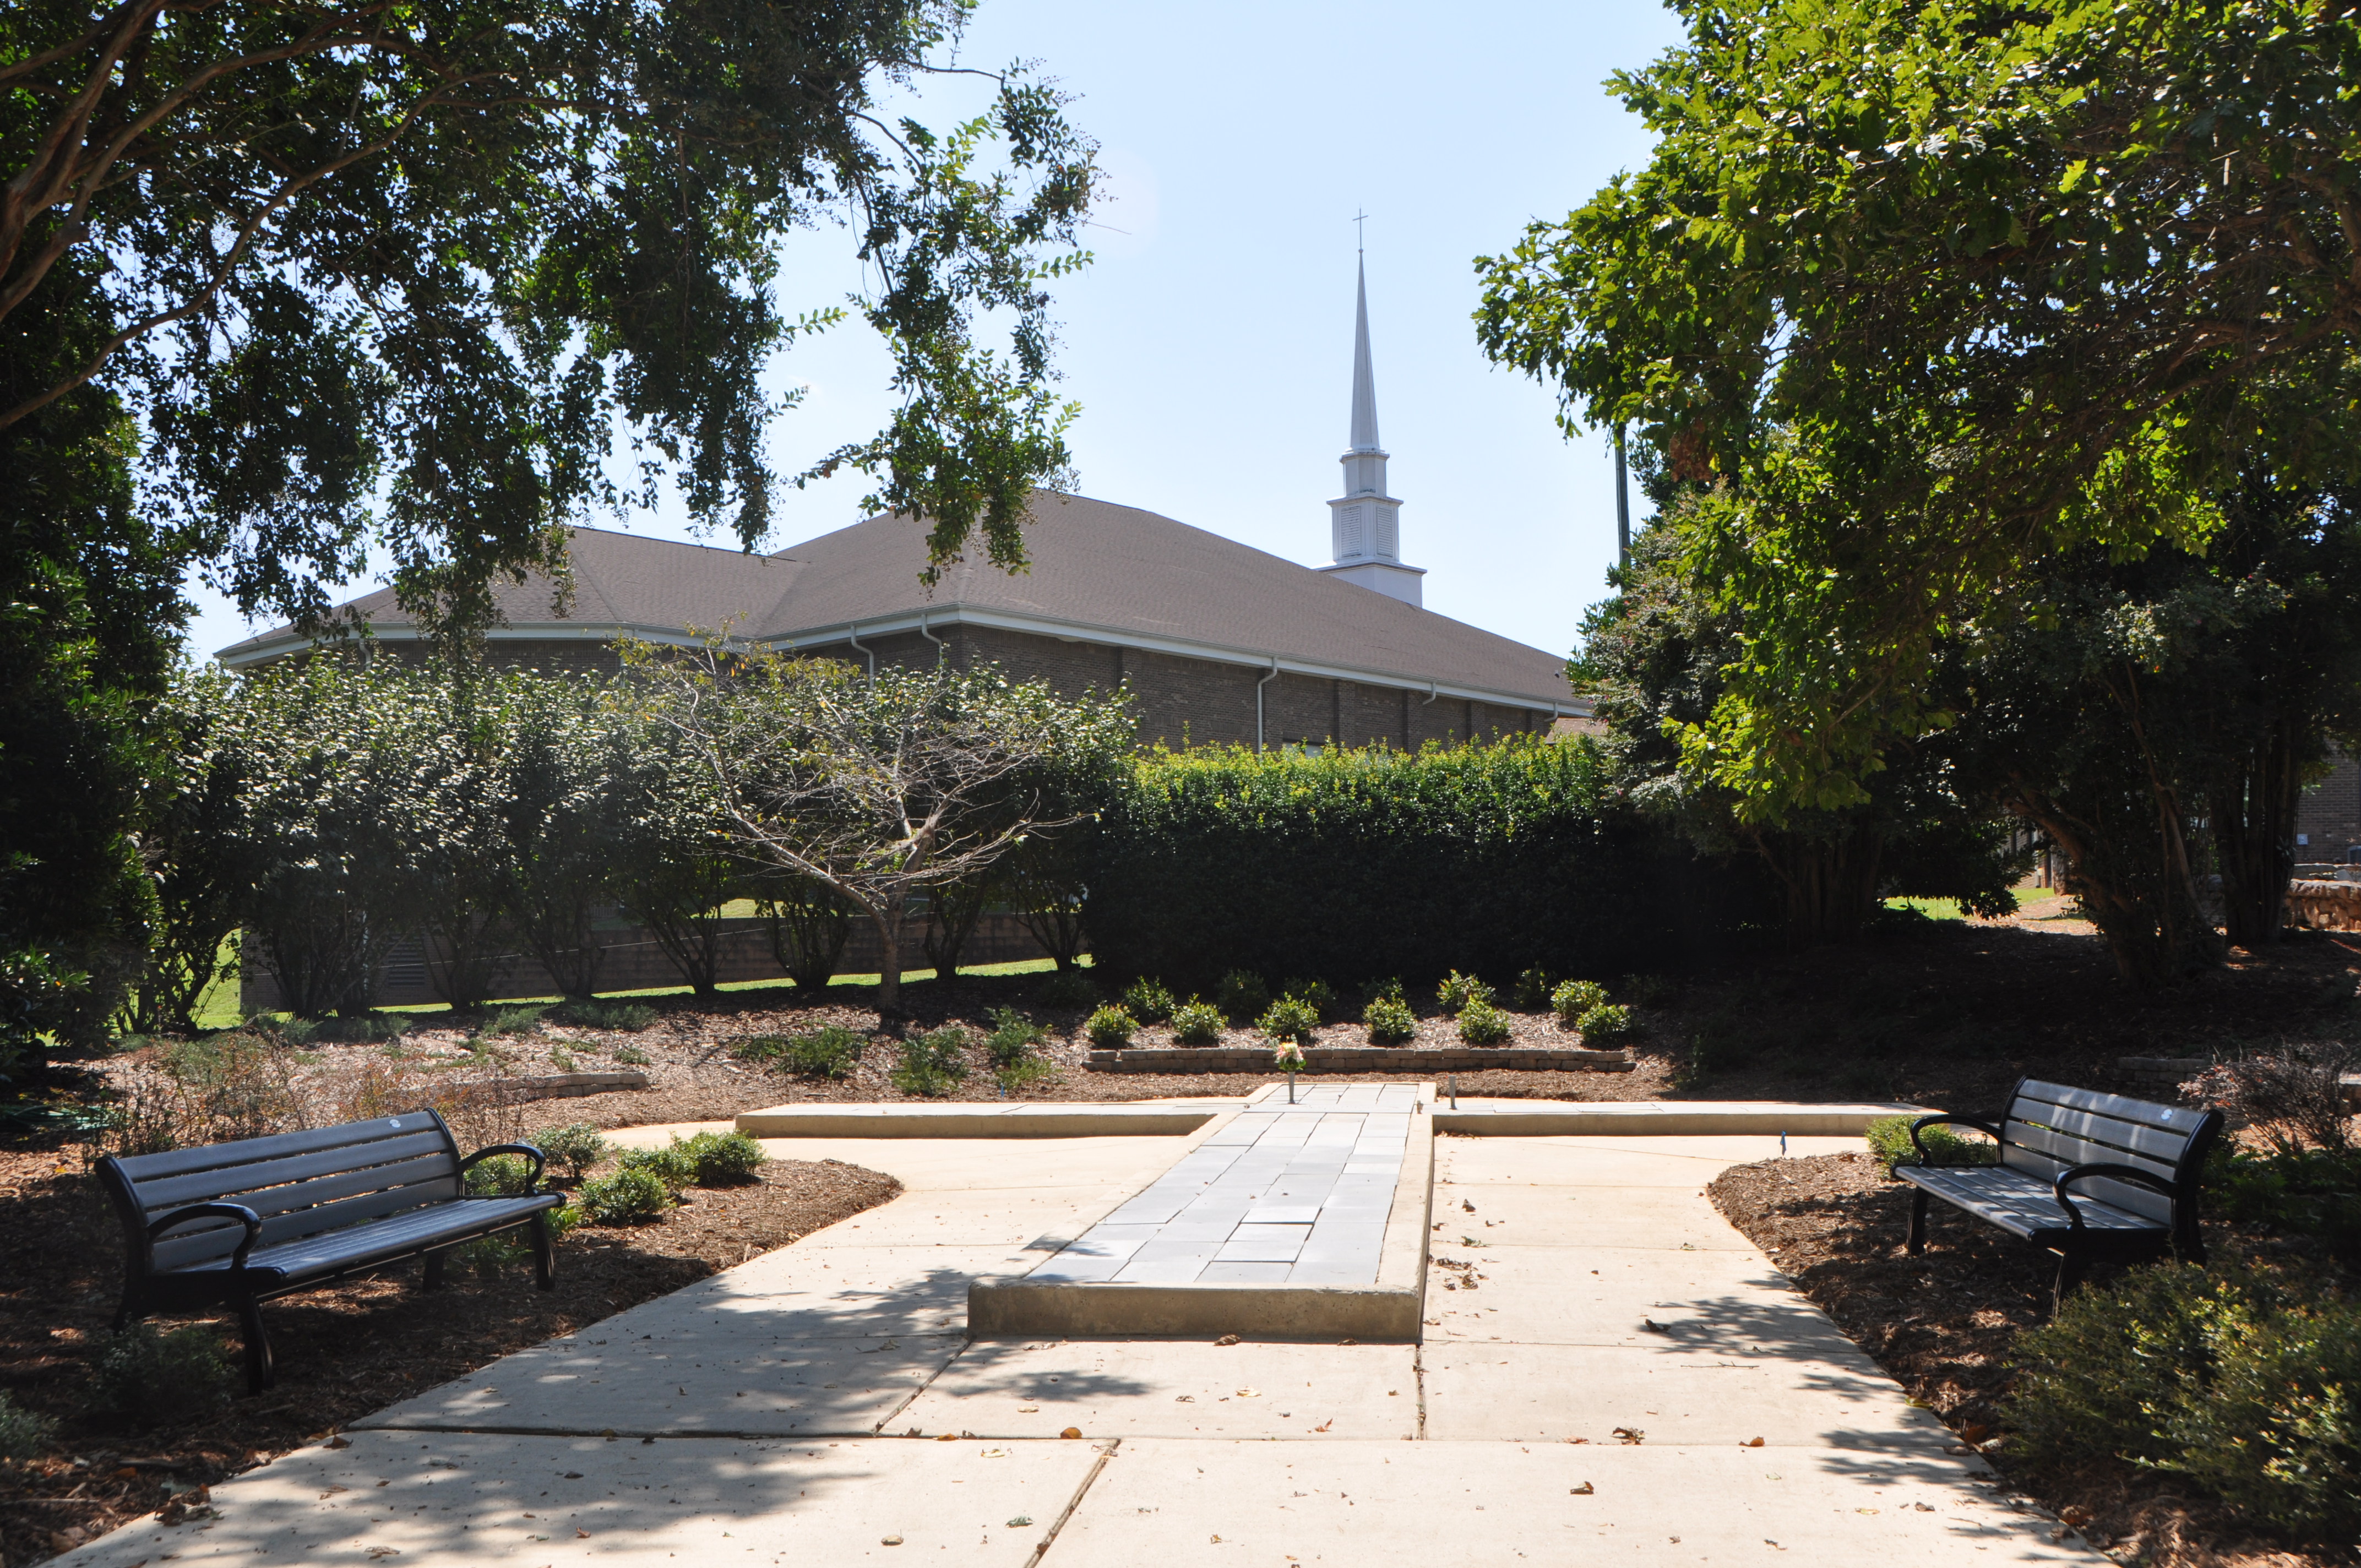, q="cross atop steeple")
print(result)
[1320,234,1426,607]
